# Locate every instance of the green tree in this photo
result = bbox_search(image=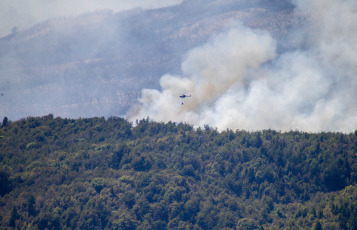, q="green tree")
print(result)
[27,195,37,216]
[0,169,11,196]
[9,206,18,227]
[1,117,8,127]
[312,221,322,230]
